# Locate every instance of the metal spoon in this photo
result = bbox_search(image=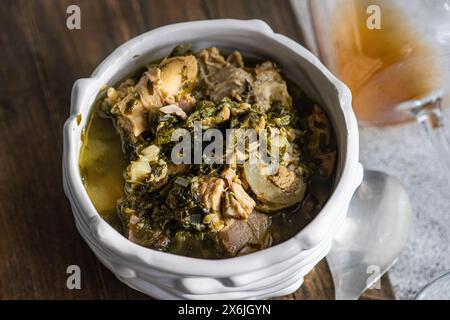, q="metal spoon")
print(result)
[326,170,412,300]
